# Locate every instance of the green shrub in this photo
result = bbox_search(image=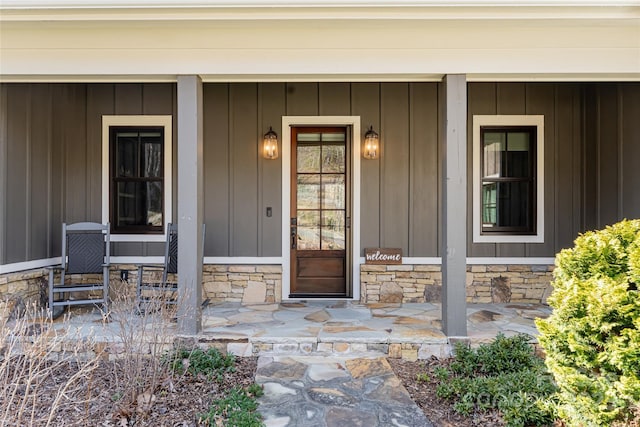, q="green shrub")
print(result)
[434,334,557,427]
[536,219,640,426]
